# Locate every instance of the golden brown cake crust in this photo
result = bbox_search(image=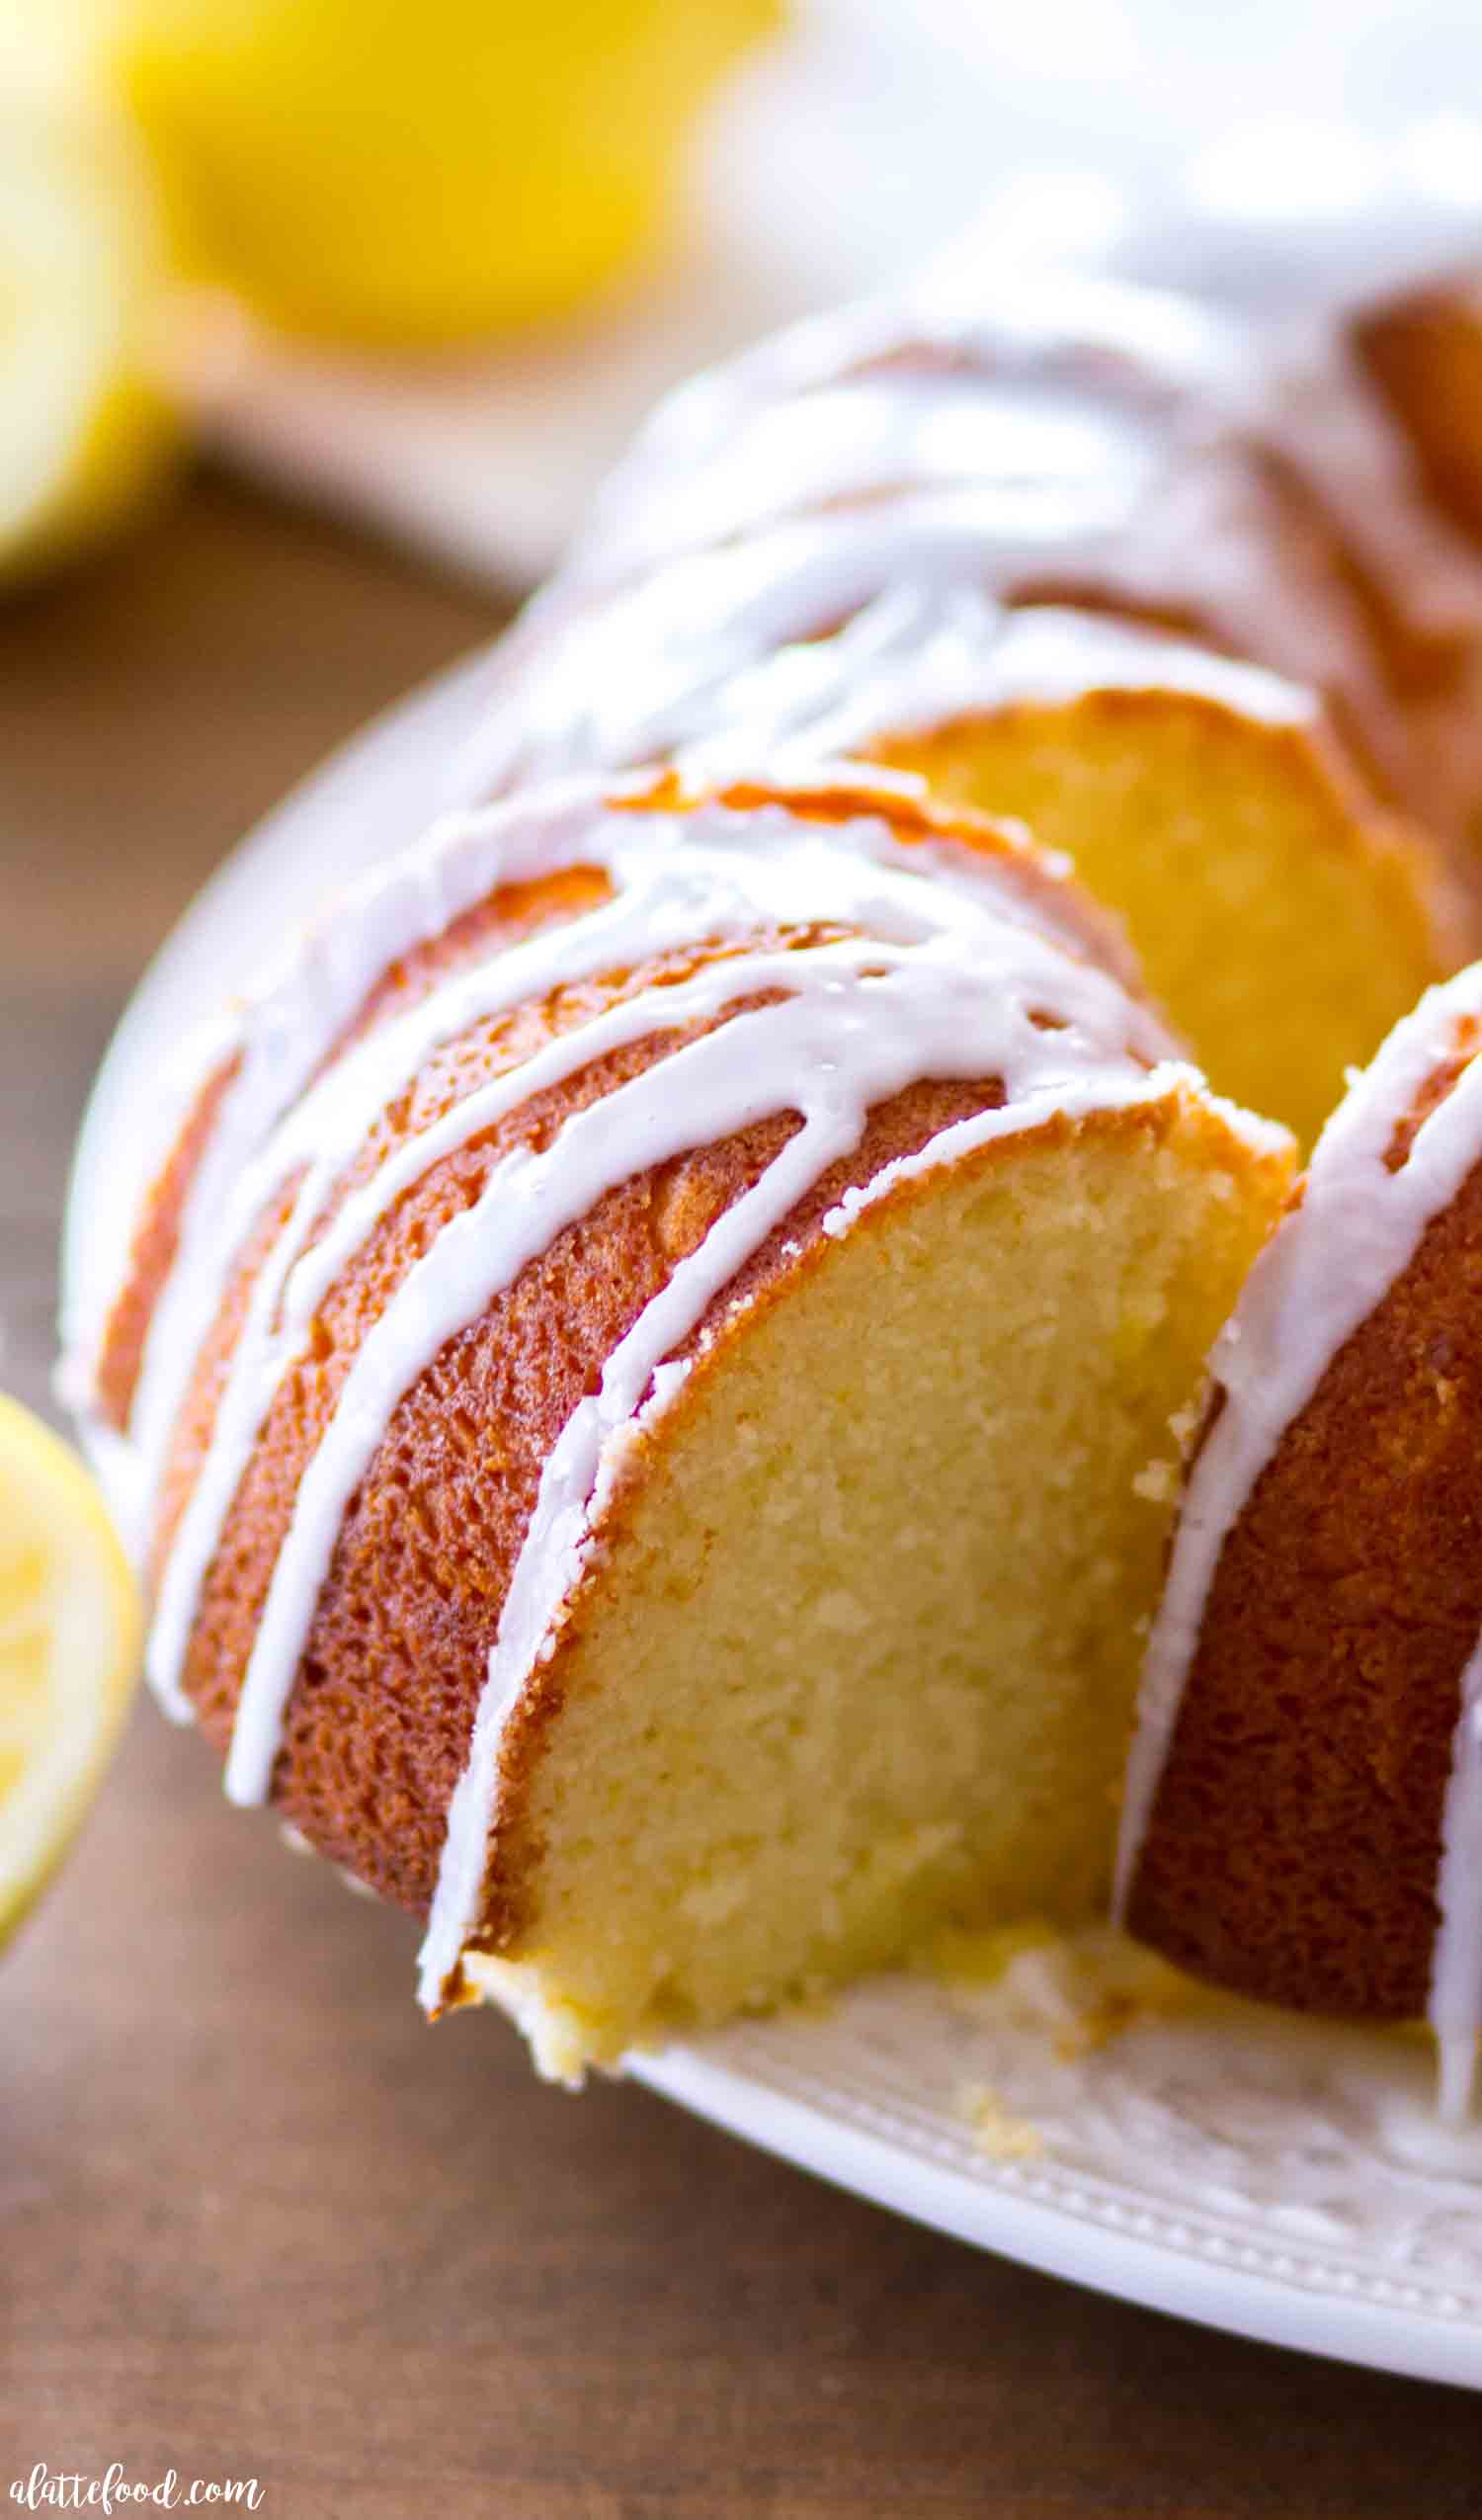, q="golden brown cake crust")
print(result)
[1127,1149,1482,2018]
[190,1052,1022,1919]
[97,782,1137,1447]
[94,867,614,1434]
[490,271,1482,863]
[96,1050,239,1432]
[469,1084,1261,1989]
[123,781,1163,1926]
[873,678,1461,929]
